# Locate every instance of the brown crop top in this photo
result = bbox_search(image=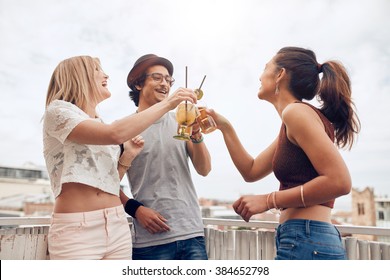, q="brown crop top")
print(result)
[272,102,335,208]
